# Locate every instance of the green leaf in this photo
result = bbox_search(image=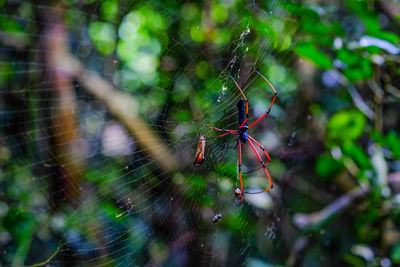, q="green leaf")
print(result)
[195,61,211,79]
[370,130,385,146]
[342,144,370,170]
[315,154,344,179]
[337,49,373,82]
[311,35,334,47]
[362,46,382,55]
[347,0,399,44]
[330,22,345,37]
[295,43,332,69]
[326,109,366,147]
[88,22,116,55]
[337,48,360,66]
[387,131,400,159]
[0,62,13,85]
[300,17,329,35]
[392,242,400,263]
[101,0,119,22]
[187,175,206,190]
[0,15,24,33]
[343,253,366,267]
[215,163,237,178]
[210,2,228,24]
[172,109,191,122]
[374,31,400,45]
[283,3,320,21]
[102,203,125,222]
[342,59,373,82]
